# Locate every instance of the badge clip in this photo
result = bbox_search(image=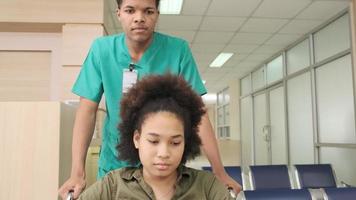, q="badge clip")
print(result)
[129,63,135,72]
